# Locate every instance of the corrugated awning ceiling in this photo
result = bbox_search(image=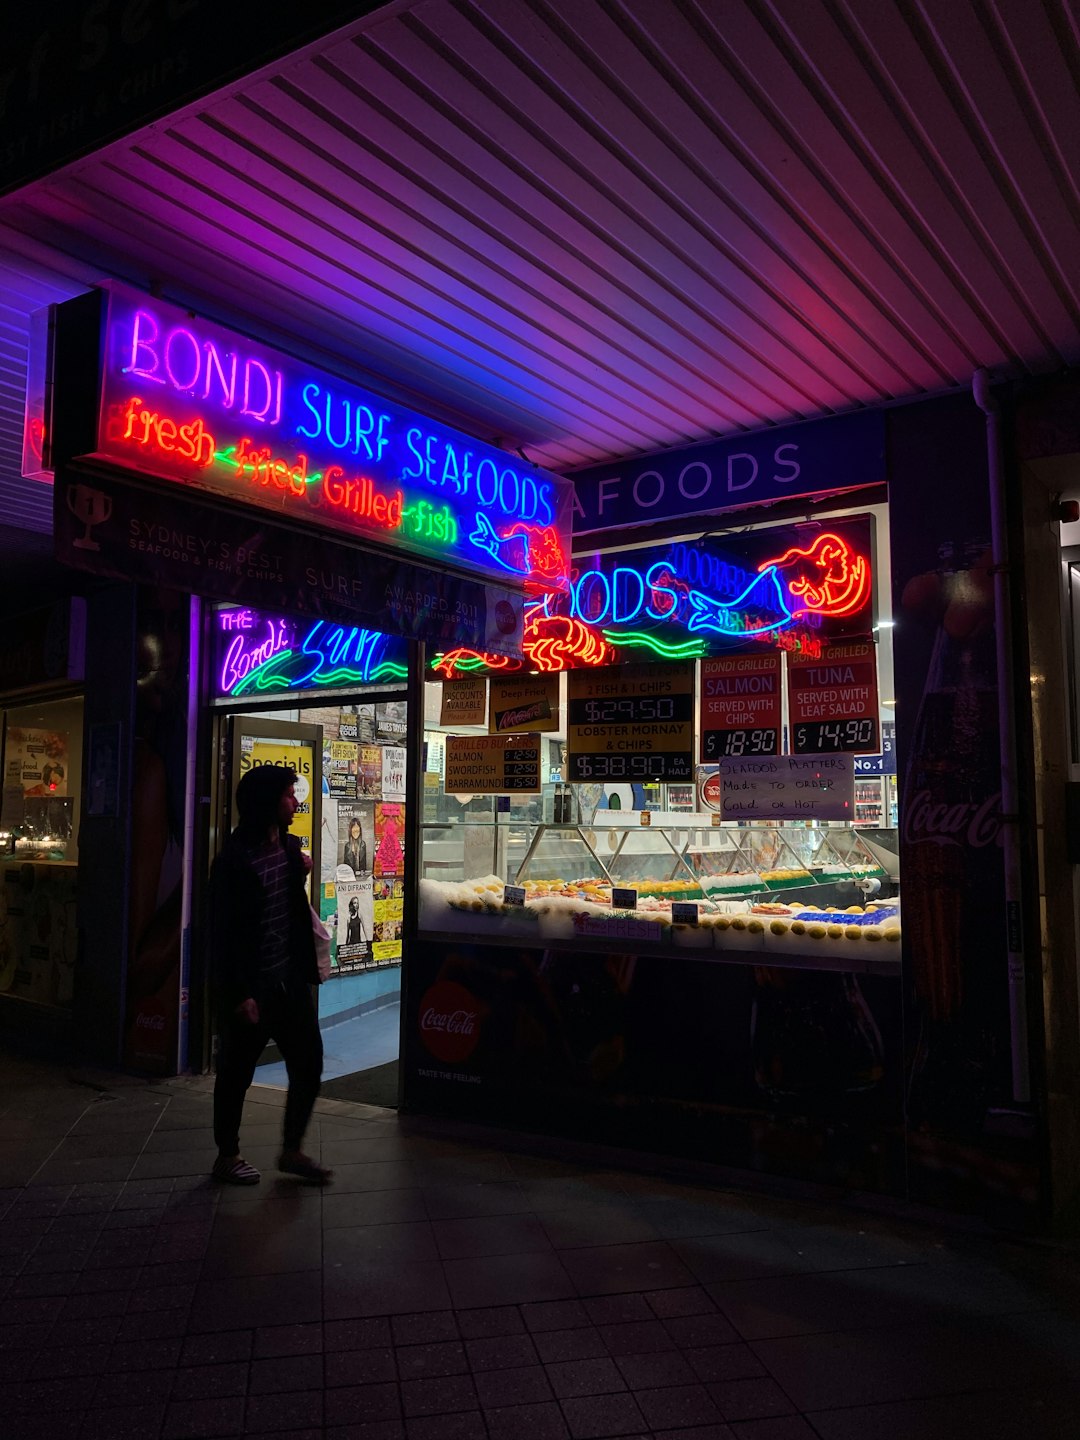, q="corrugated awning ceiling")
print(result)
[1,0,1078,500]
